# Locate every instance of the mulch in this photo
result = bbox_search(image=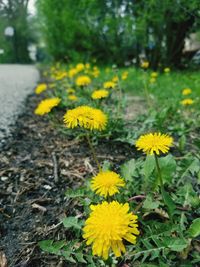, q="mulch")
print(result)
[0,93,136,267]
